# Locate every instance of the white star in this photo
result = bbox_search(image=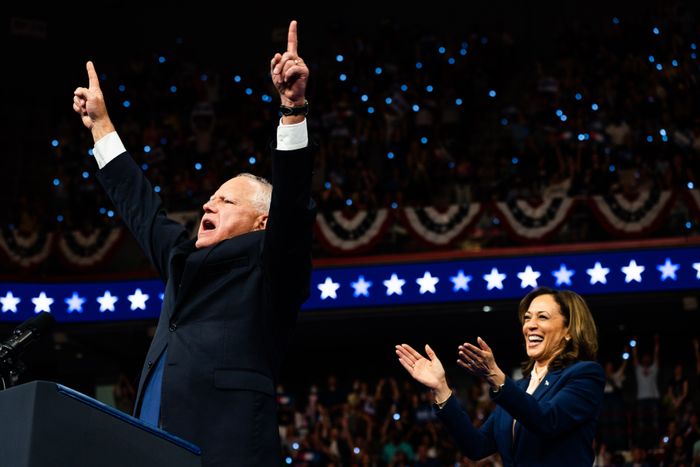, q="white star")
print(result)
[450,270,472,292]
[587,262,610,285]
[621,260,645,283]
[517,265,541,289]
[64,292,85,313]
[483,268,507,290]
[127,288,149,310]
[552,264,575,286]
[0,291,21,313]
[350,276,372,297]
[97,291,118,312]
[383,274,406,296]
[317,277,340,300]
[31,292,54,313]
[416,271,439,294]
[657,258,679,281]
[693,262,700,279]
